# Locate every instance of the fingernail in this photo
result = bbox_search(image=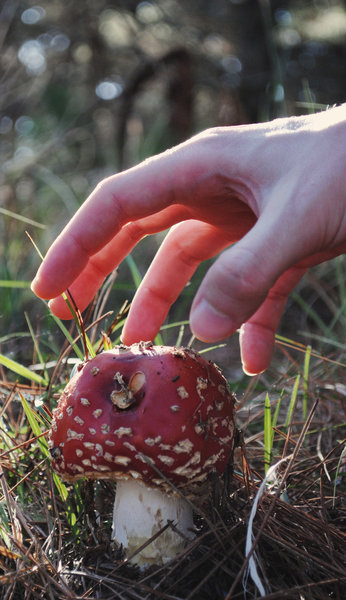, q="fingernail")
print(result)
[239,324,270,376]
[30,276,39,293]
[190,298,234,342]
